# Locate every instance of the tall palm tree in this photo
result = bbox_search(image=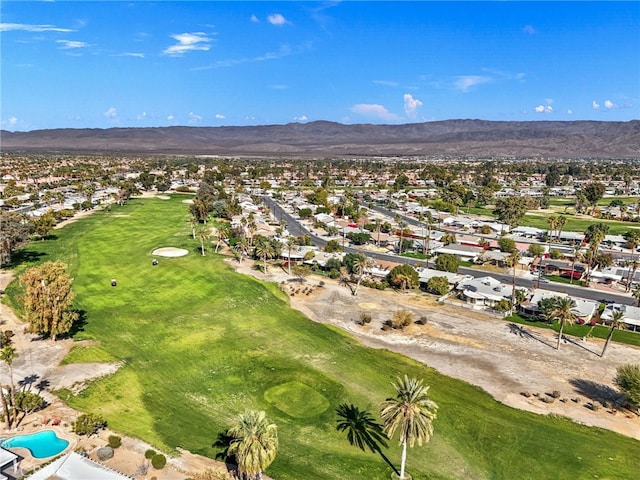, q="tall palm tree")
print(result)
[380,375,438,480]
[285,237,298,276]
[584,223,609,280]
[507,251,522,314]
[547,216,559,253]
[254,238,275,274]
[0,345,18,424]
[556,215,567,242]
[195,224,210,256]
[569,244,584,285]
[227,410,278,480]
[632,283,640,307]
[233,237,249,264]
[549,297,578,350]
[601,309,626,358]
[352,253,373,296]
